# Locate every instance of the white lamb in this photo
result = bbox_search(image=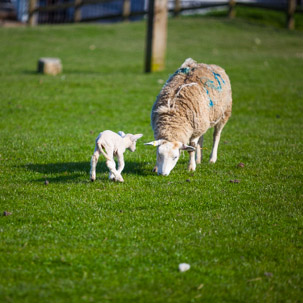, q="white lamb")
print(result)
[90,130,143,182]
